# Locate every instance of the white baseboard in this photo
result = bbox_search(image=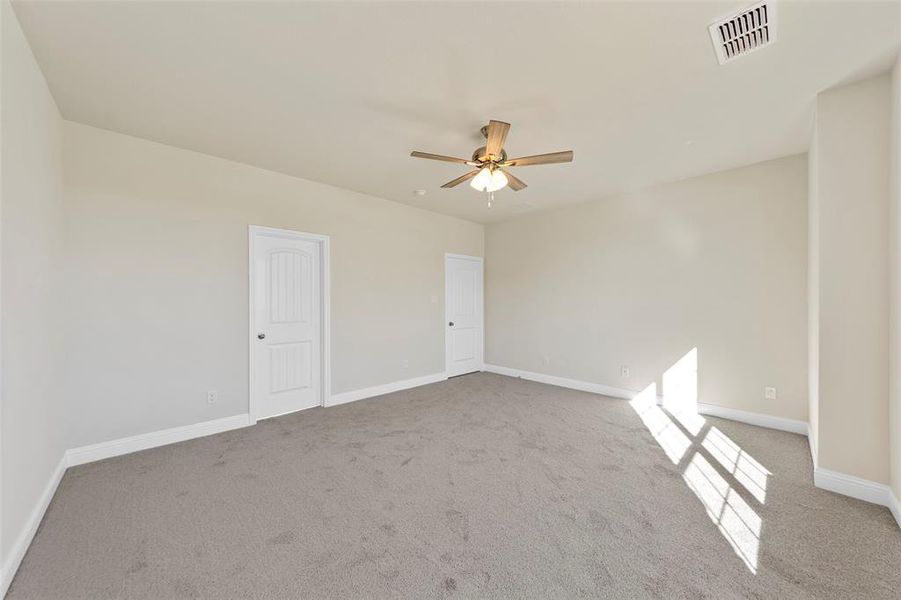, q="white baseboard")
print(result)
[482,364,637,400]
[890,489,901,529]
[66,413,253,467]
[814,466,894,508]
[697,403,809,435]
[483,365,809,435]
[0,455,67,598]
[807,423,818,468]
[327,372,448,407]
